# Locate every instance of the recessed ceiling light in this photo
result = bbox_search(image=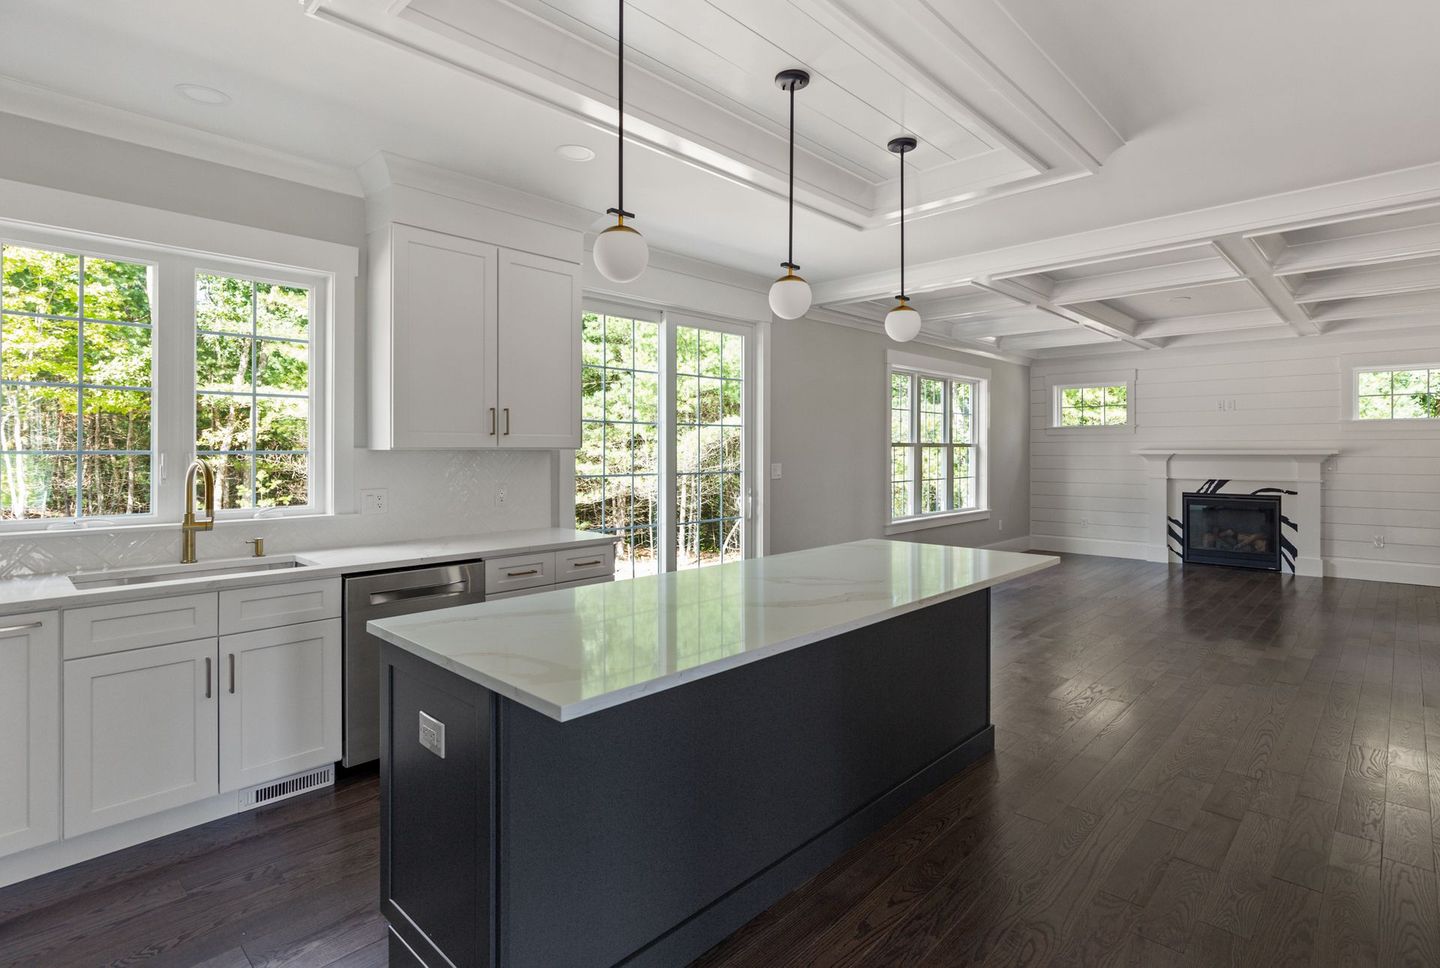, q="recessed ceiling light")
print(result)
[556,144,596,162]
[175,83,231,106]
